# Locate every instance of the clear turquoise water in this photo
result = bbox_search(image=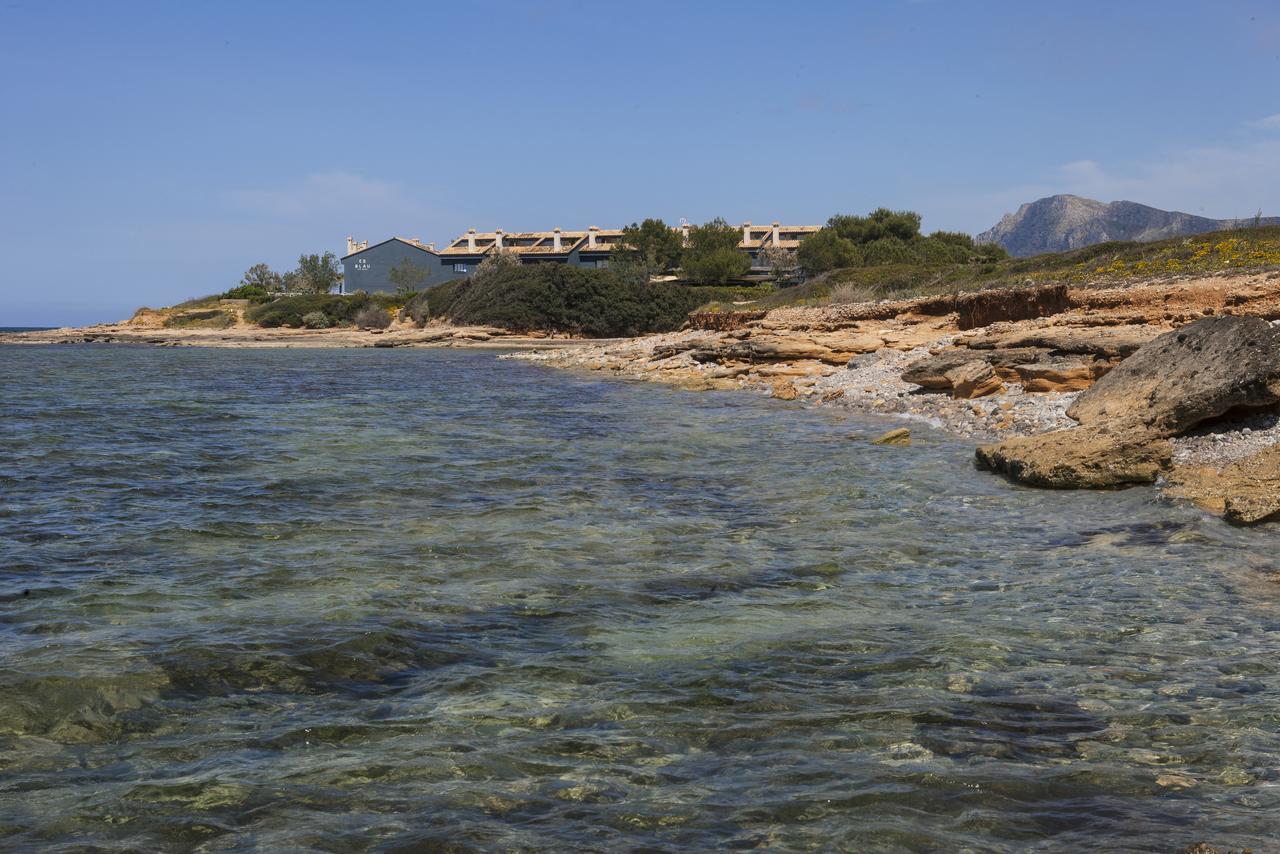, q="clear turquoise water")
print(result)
[2,345,1279,851]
